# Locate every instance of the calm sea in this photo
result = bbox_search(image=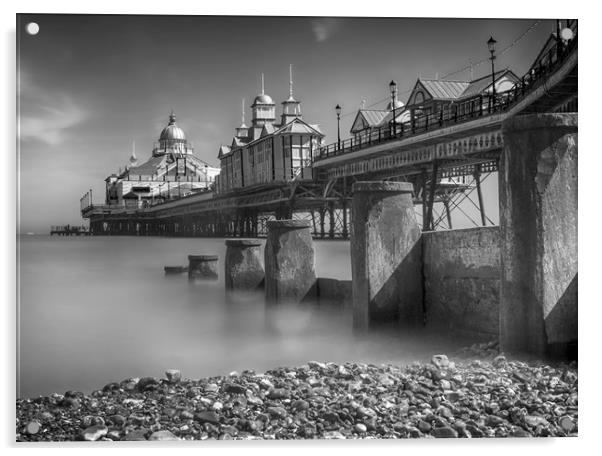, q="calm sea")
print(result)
[18,235,467,398]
